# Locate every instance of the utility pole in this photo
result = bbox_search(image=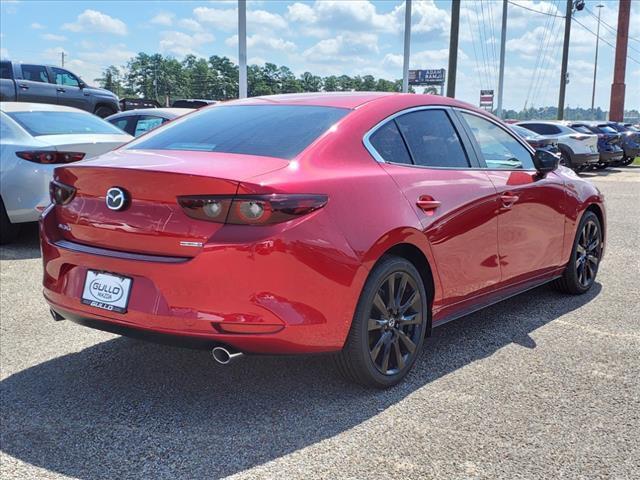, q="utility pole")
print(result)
[590,4,604,118]
[496,0,508,118]
[238,0,247,99]
[446,0,460,98]
[60,51,65,68]
[609,0,631,122]
[557,0,573,120]
[402,0,412,93]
